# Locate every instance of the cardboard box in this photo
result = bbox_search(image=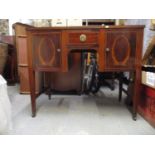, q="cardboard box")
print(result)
[142,69,155,89]
[67,19,83,26]
[51,19,67,27]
